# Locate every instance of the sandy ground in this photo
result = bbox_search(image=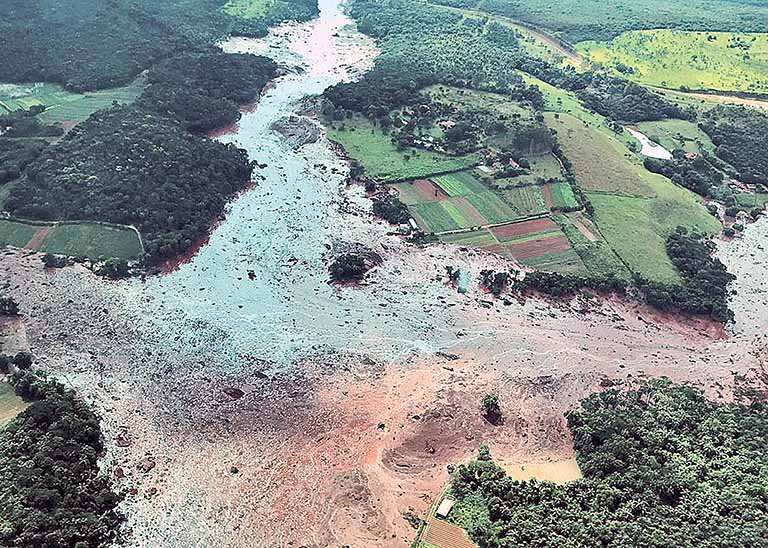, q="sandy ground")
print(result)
[2,247,766,547]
